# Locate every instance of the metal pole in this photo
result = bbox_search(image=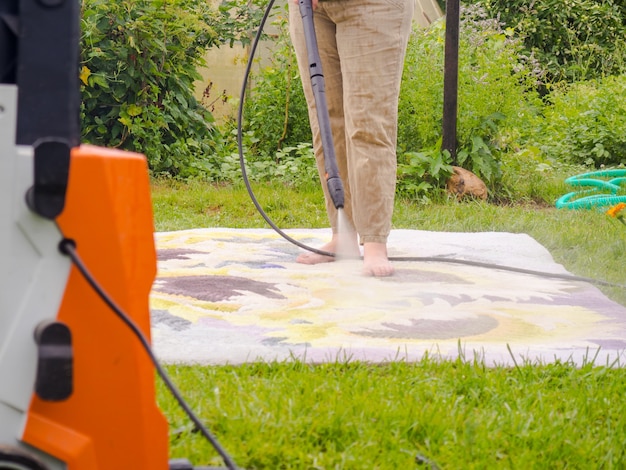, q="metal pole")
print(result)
[442,0,460,164]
